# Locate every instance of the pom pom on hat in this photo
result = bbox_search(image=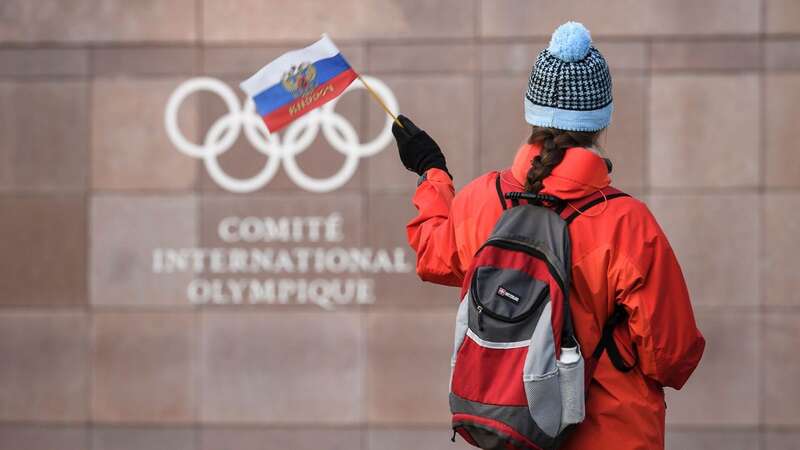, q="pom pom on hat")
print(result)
[547,21,592,62]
